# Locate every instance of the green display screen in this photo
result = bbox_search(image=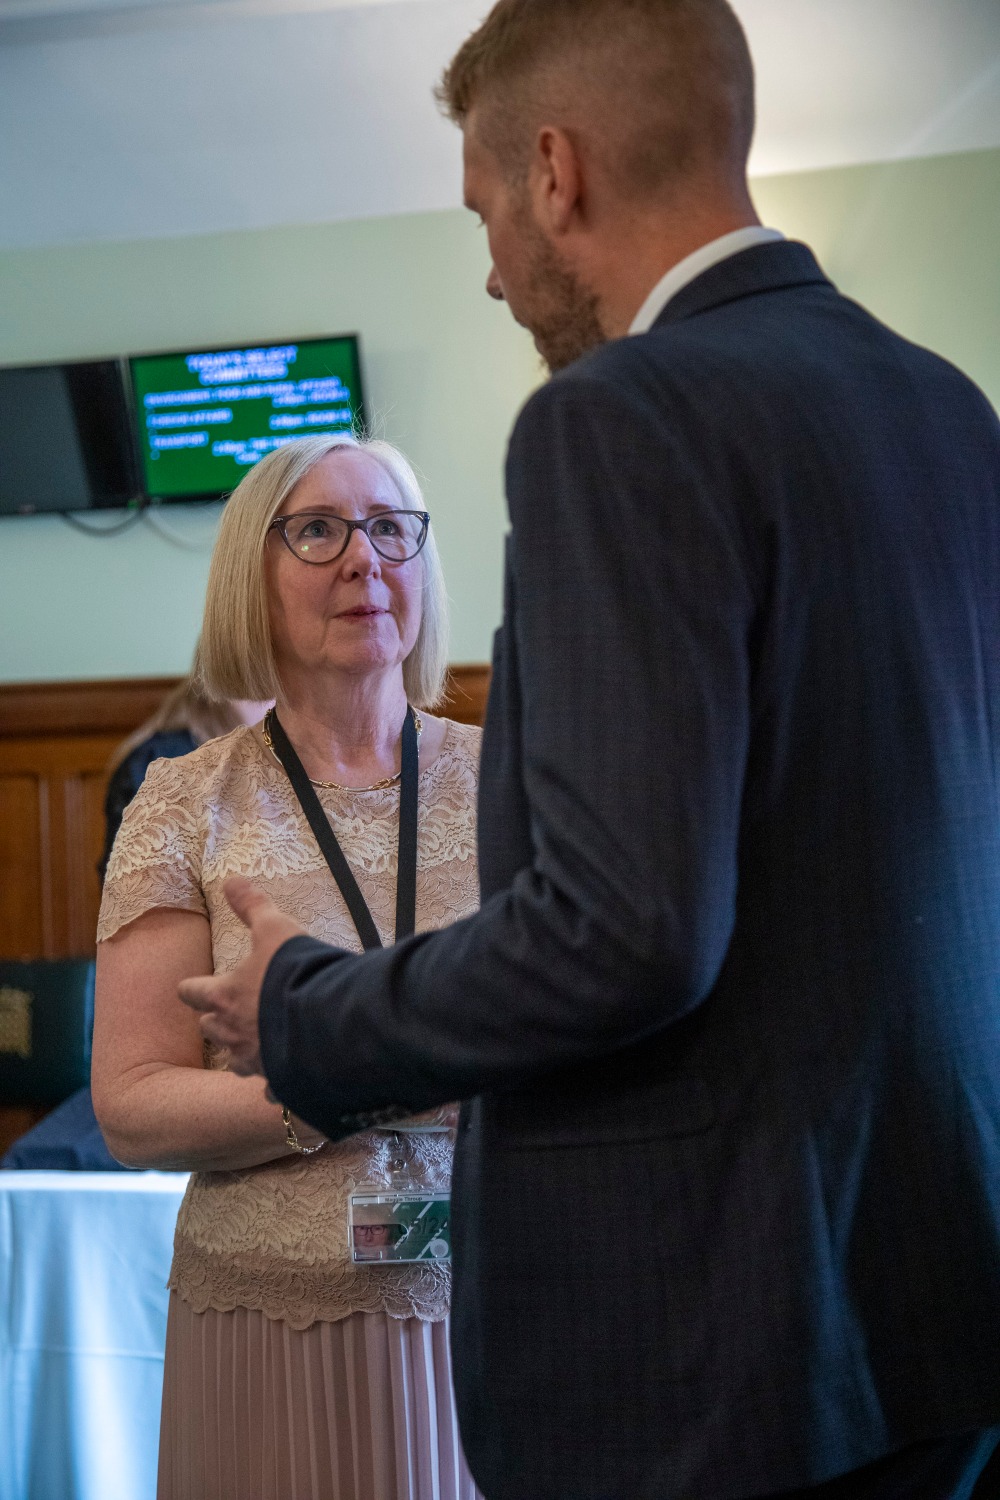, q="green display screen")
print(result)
[129,335,364,500]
